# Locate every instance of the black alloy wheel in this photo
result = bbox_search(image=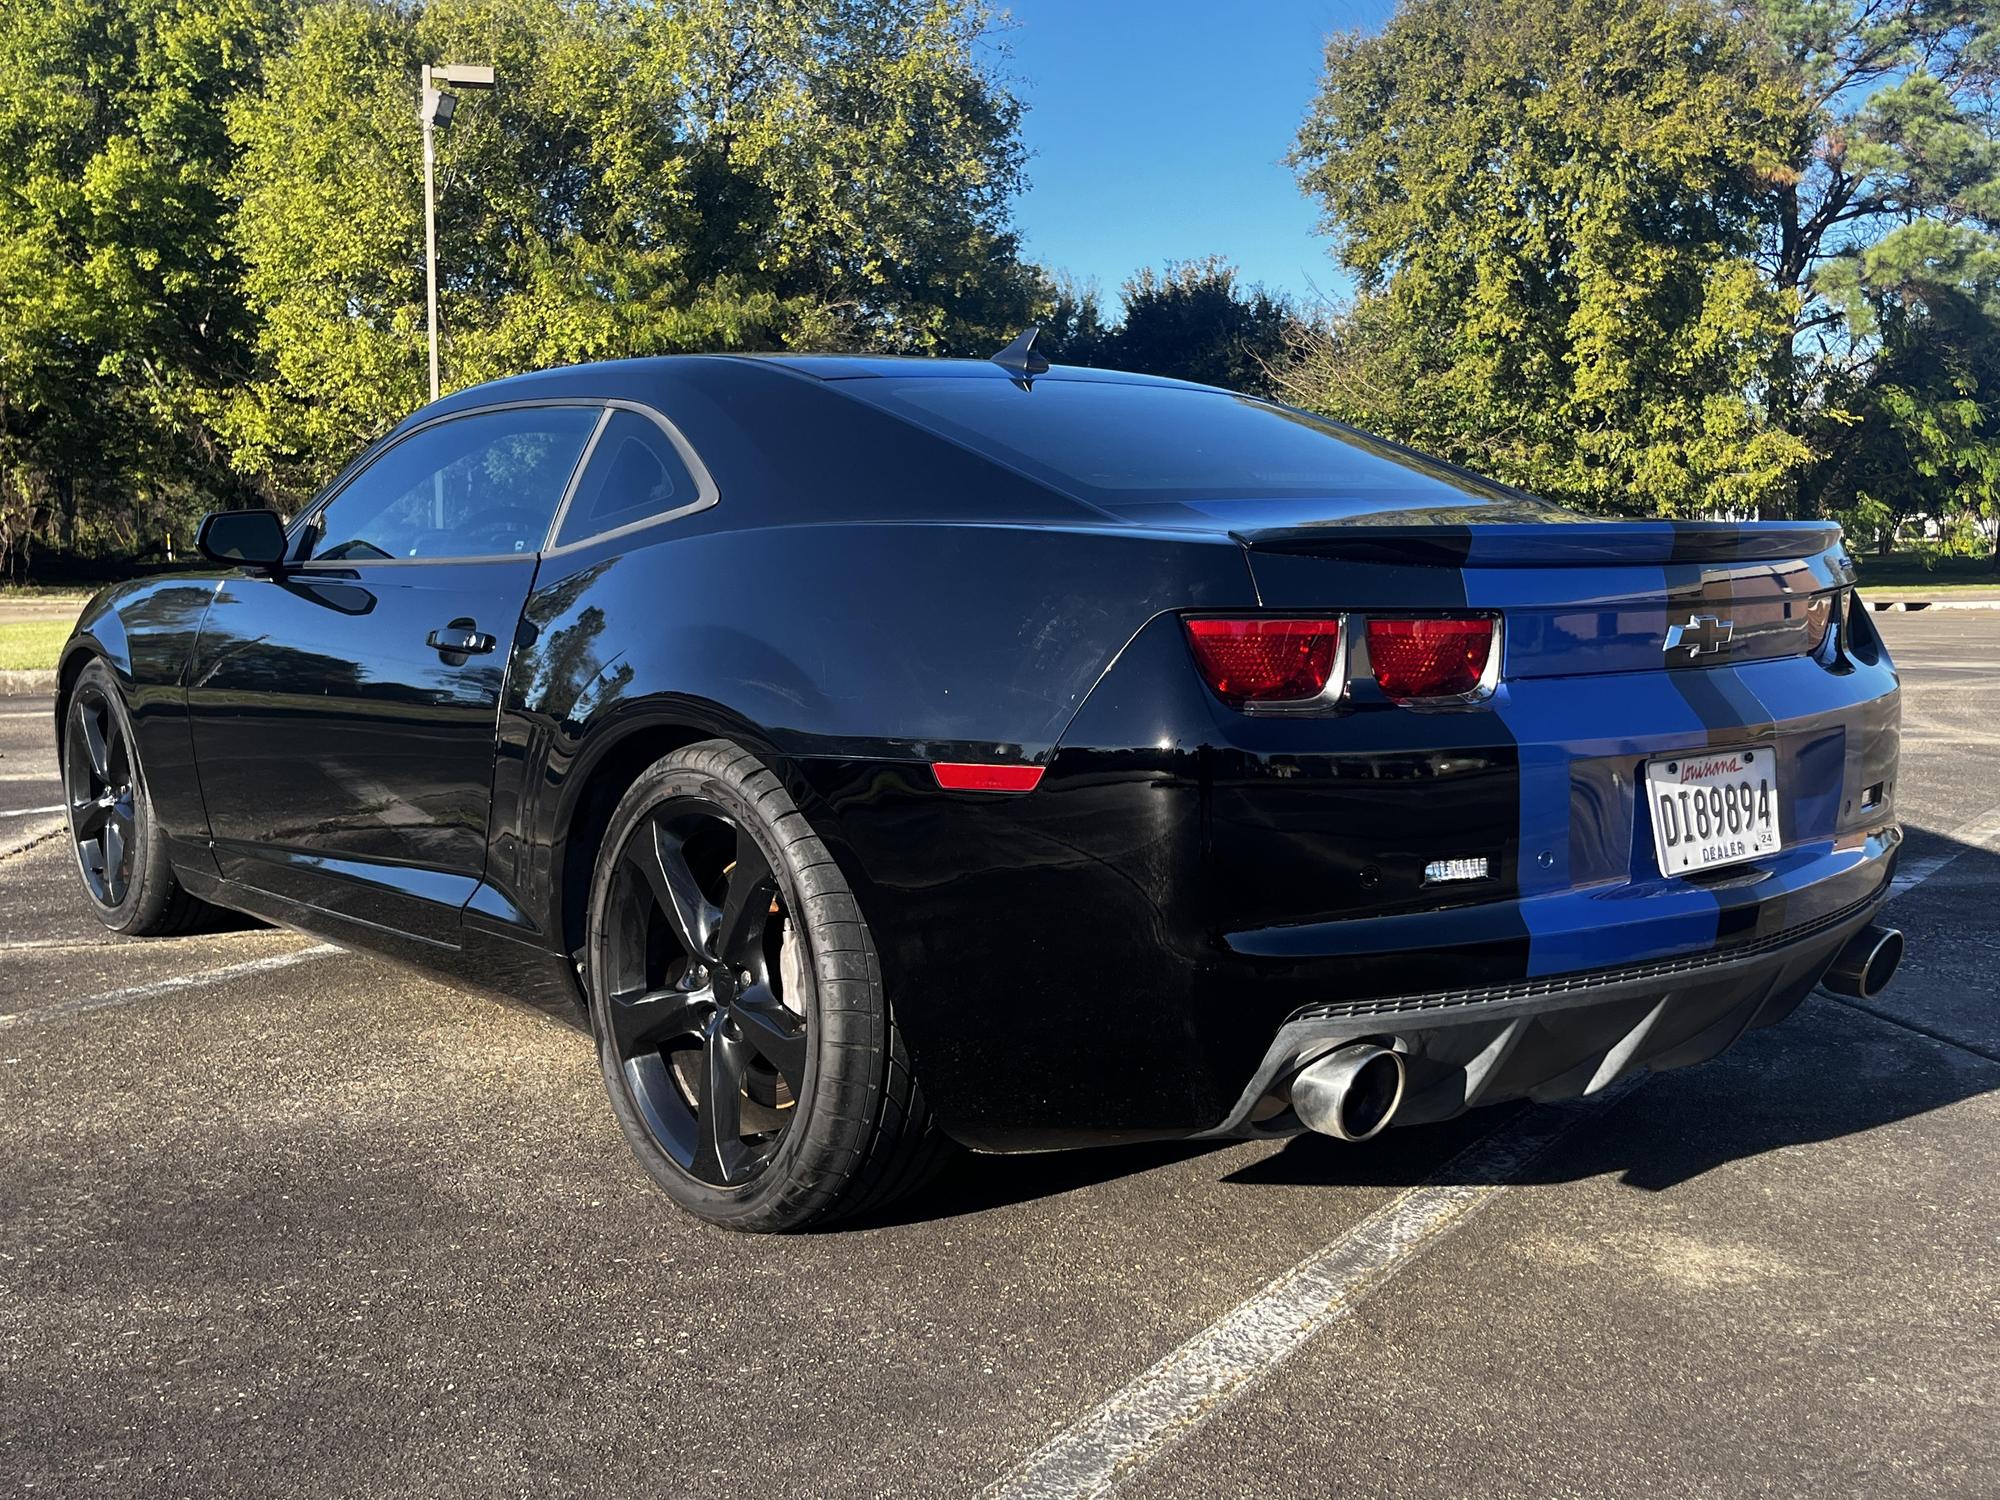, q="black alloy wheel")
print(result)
[600,799,807,1187]
[586,741,952,1231]
[60,659,212,936]
[64,676,137,909]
